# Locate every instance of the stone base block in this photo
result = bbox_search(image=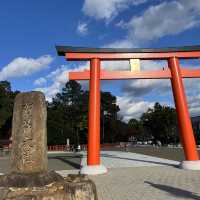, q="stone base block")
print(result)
[0,180,66,200]
[180,160,200,170]
[0,171,63,188]
[80,165,107,175]
[65,174,98,200]
[0,173,97,200]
